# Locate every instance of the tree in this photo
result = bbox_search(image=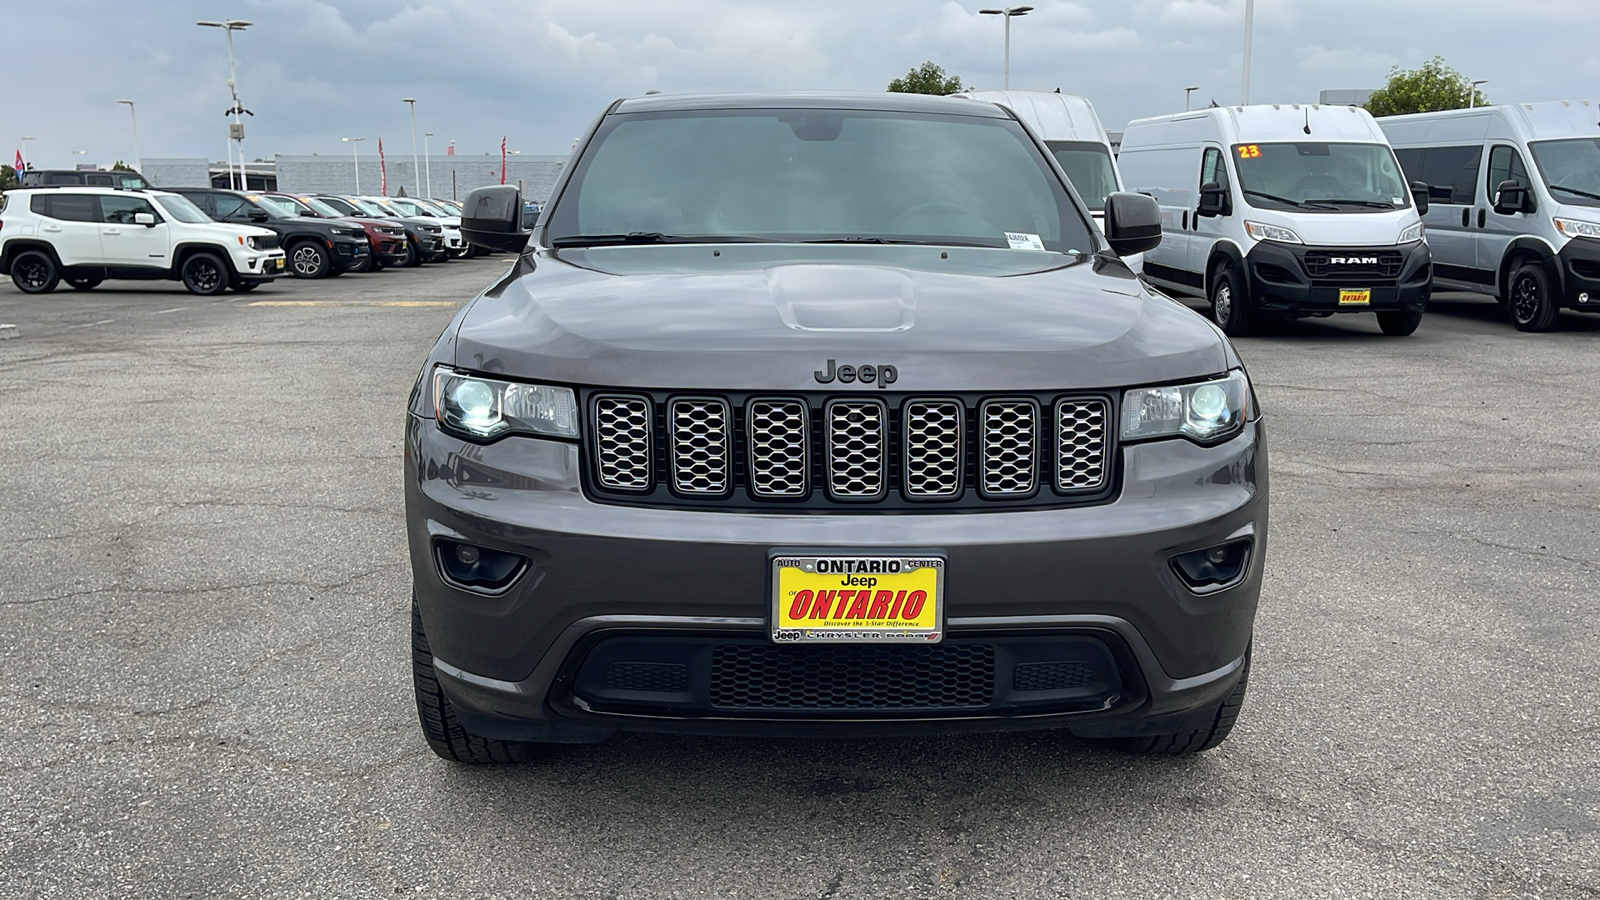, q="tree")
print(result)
[888,62,963,96]
[1365,56,1488,117]
[111,160,136,172]
[0,165,16,193]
